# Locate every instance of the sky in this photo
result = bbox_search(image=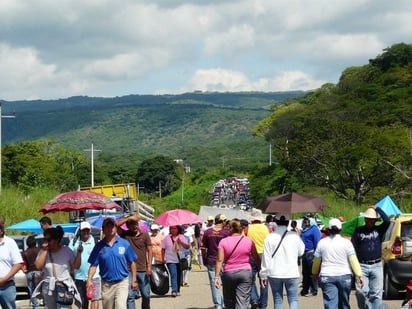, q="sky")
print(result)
[1,0,411,101]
